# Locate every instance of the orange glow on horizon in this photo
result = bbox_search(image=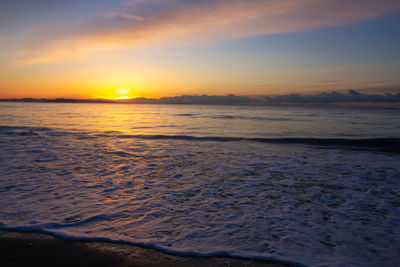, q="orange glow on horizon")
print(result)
[110,88,132,99]
[116,96,131,100]
[87,87,140,100]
